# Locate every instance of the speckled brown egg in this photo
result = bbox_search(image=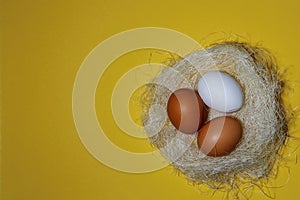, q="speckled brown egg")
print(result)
[197,116,243,157]
[167,88,205,134]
